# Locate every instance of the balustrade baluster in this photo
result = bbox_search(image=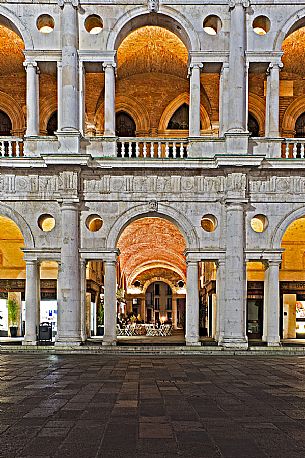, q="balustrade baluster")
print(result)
[293,142,298,158]
[157,142,161,158]
[150,142,154,158]
[8,141,12,157]
[173,142,177,158]
[16,141,20,157]
[165,142,169,158]
[128,141,132,157]
[285,141,289,158]
[143,142,147,158]
[301,143,305,158]
[135,142,139,157]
